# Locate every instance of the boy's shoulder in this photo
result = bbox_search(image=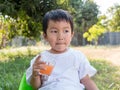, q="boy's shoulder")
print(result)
[70,48,84,55]
[69,48,88,64]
